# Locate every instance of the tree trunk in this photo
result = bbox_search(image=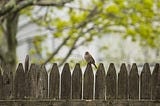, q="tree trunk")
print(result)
[5,12,19,72]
